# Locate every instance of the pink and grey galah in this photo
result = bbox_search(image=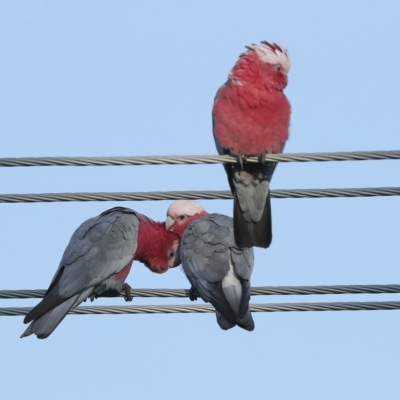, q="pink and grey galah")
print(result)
[212,41,291,249]
[21,207,180,339]
[166,200,254,331]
